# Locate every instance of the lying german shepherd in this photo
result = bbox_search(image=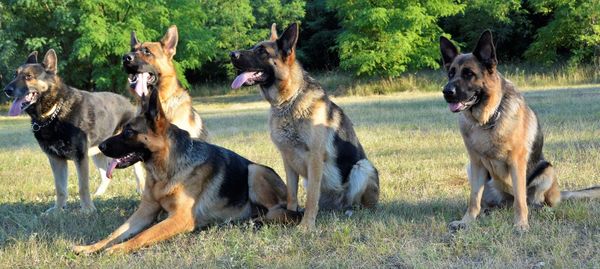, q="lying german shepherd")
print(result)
[440,30,600,231]
[73,84,300,254]
[3,50,144,213]
[230,23,379,229]
[123,25,207,140]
